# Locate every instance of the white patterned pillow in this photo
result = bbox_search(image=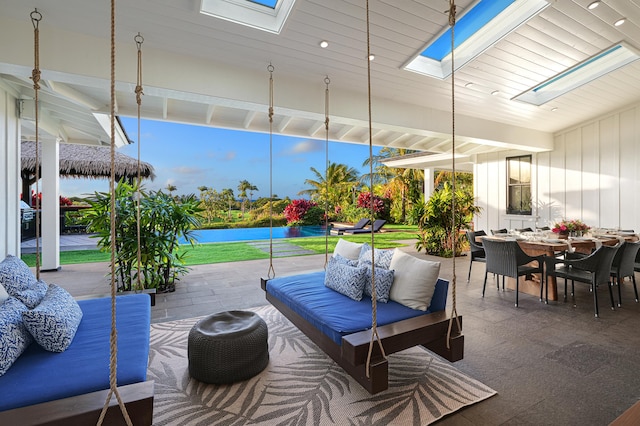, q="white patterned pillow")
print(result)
[333,253,359,267]
[362,267,395,303]
[324,256,367,301]
[22,284,83,353]
[0,283,8,304]
[0,297,33,376]
[0,255,47,308]
[358,244,394,269]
